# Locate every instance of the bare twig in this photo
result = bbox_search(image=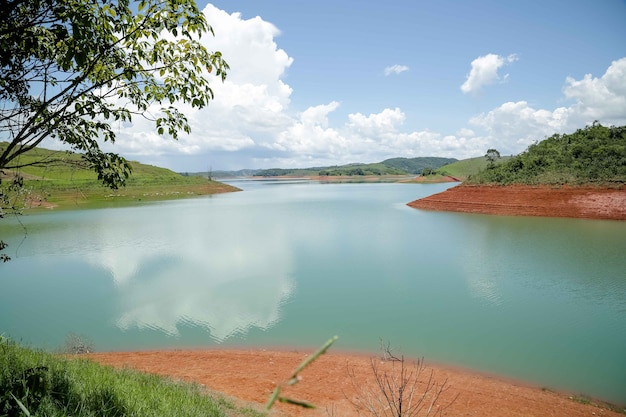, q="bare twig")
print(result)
[347,343,457,417]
